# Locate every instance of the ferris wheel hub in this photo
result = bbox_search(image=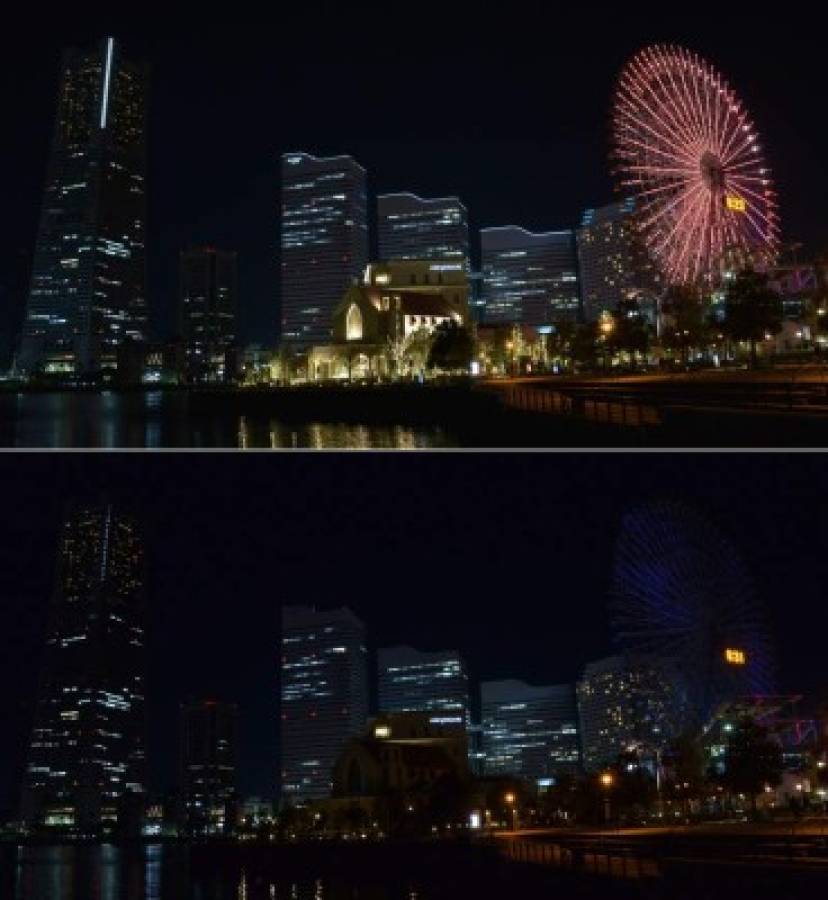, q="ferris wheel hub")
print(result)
[700,151,725,192]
